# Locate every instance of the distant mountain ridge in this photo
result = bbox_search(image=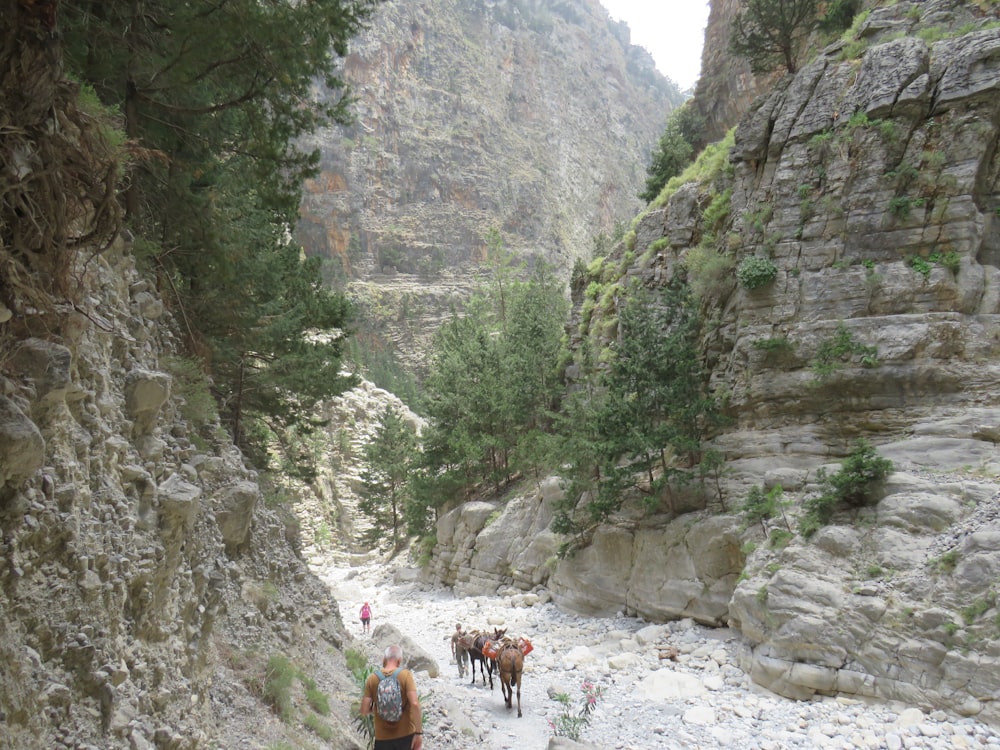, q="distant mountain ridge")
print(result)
[295,0,685,370]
